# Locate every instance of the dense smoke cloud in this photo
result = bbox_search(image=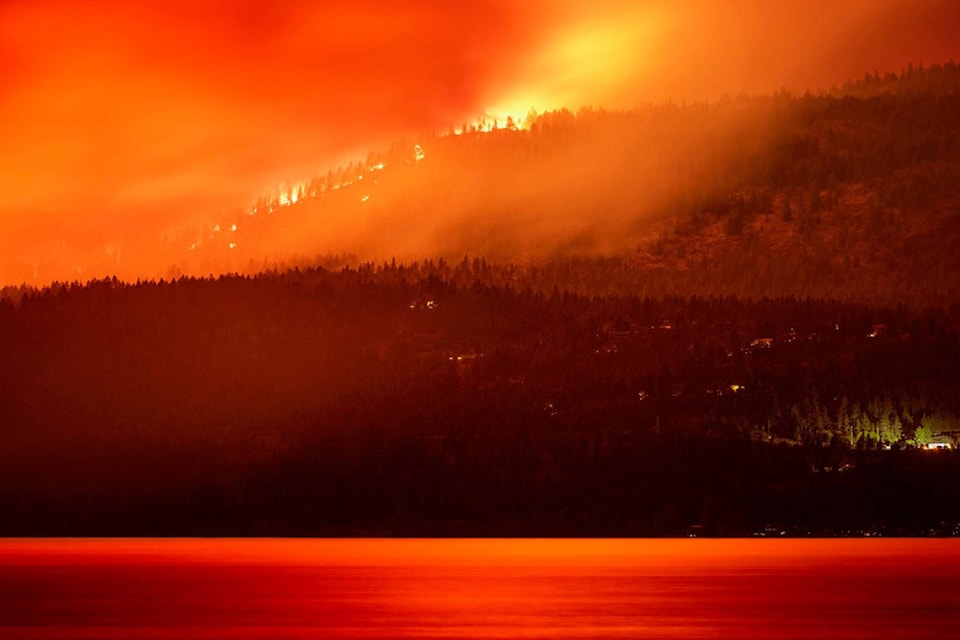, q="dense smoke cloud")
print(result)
[0,0,958,284]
